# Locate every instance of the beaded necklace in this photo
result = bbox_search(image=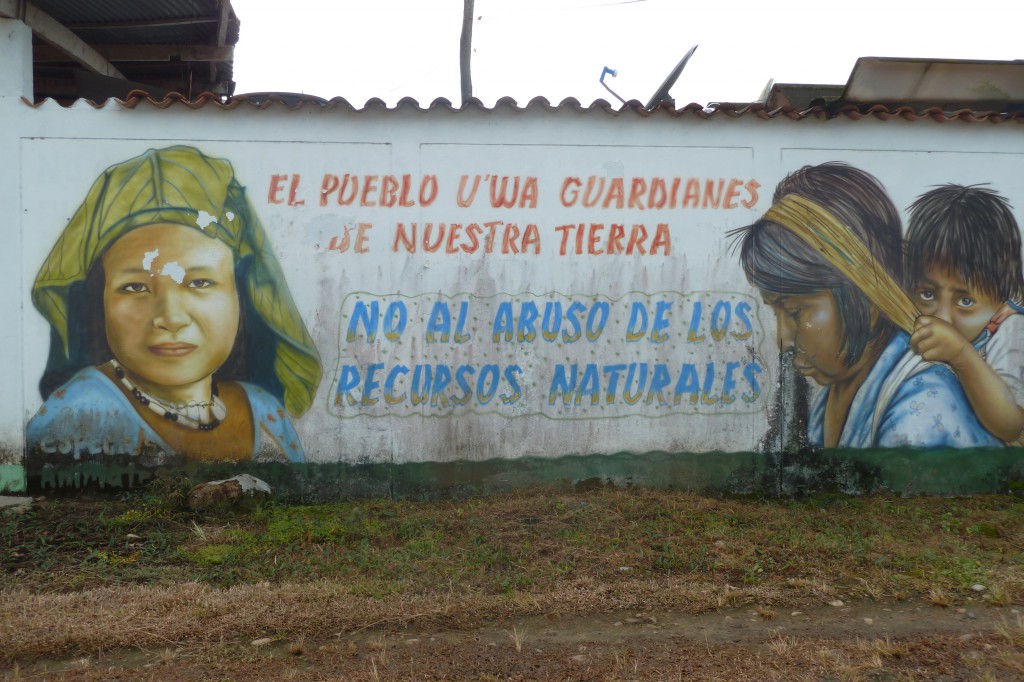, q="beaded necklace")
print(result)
[110,359,226,431]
